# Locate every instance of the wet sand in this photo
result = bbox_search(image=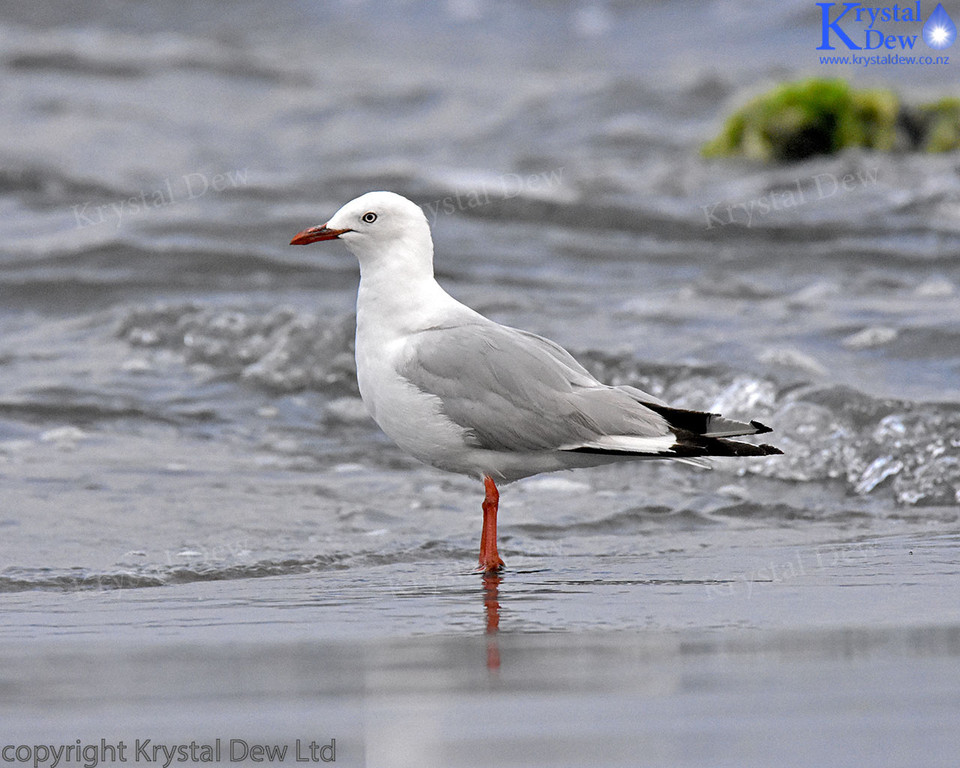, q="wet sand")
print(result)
[3,524,958,767]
